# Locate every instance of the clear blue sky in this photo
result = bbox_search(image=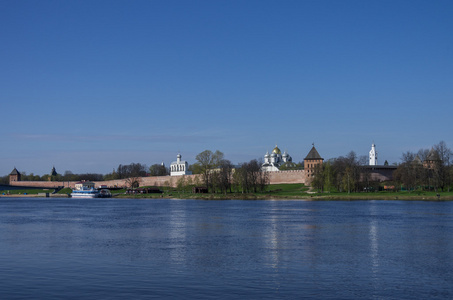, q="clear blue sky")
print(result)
[1,0,452,176]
